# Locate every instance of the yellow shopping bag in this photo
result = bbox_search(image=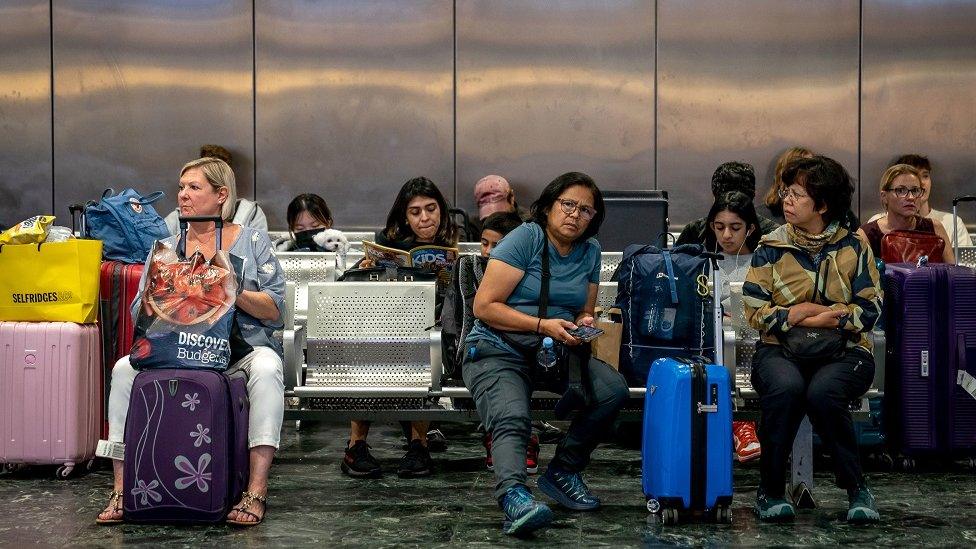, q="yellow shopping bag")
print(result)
[0,239,102,323]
